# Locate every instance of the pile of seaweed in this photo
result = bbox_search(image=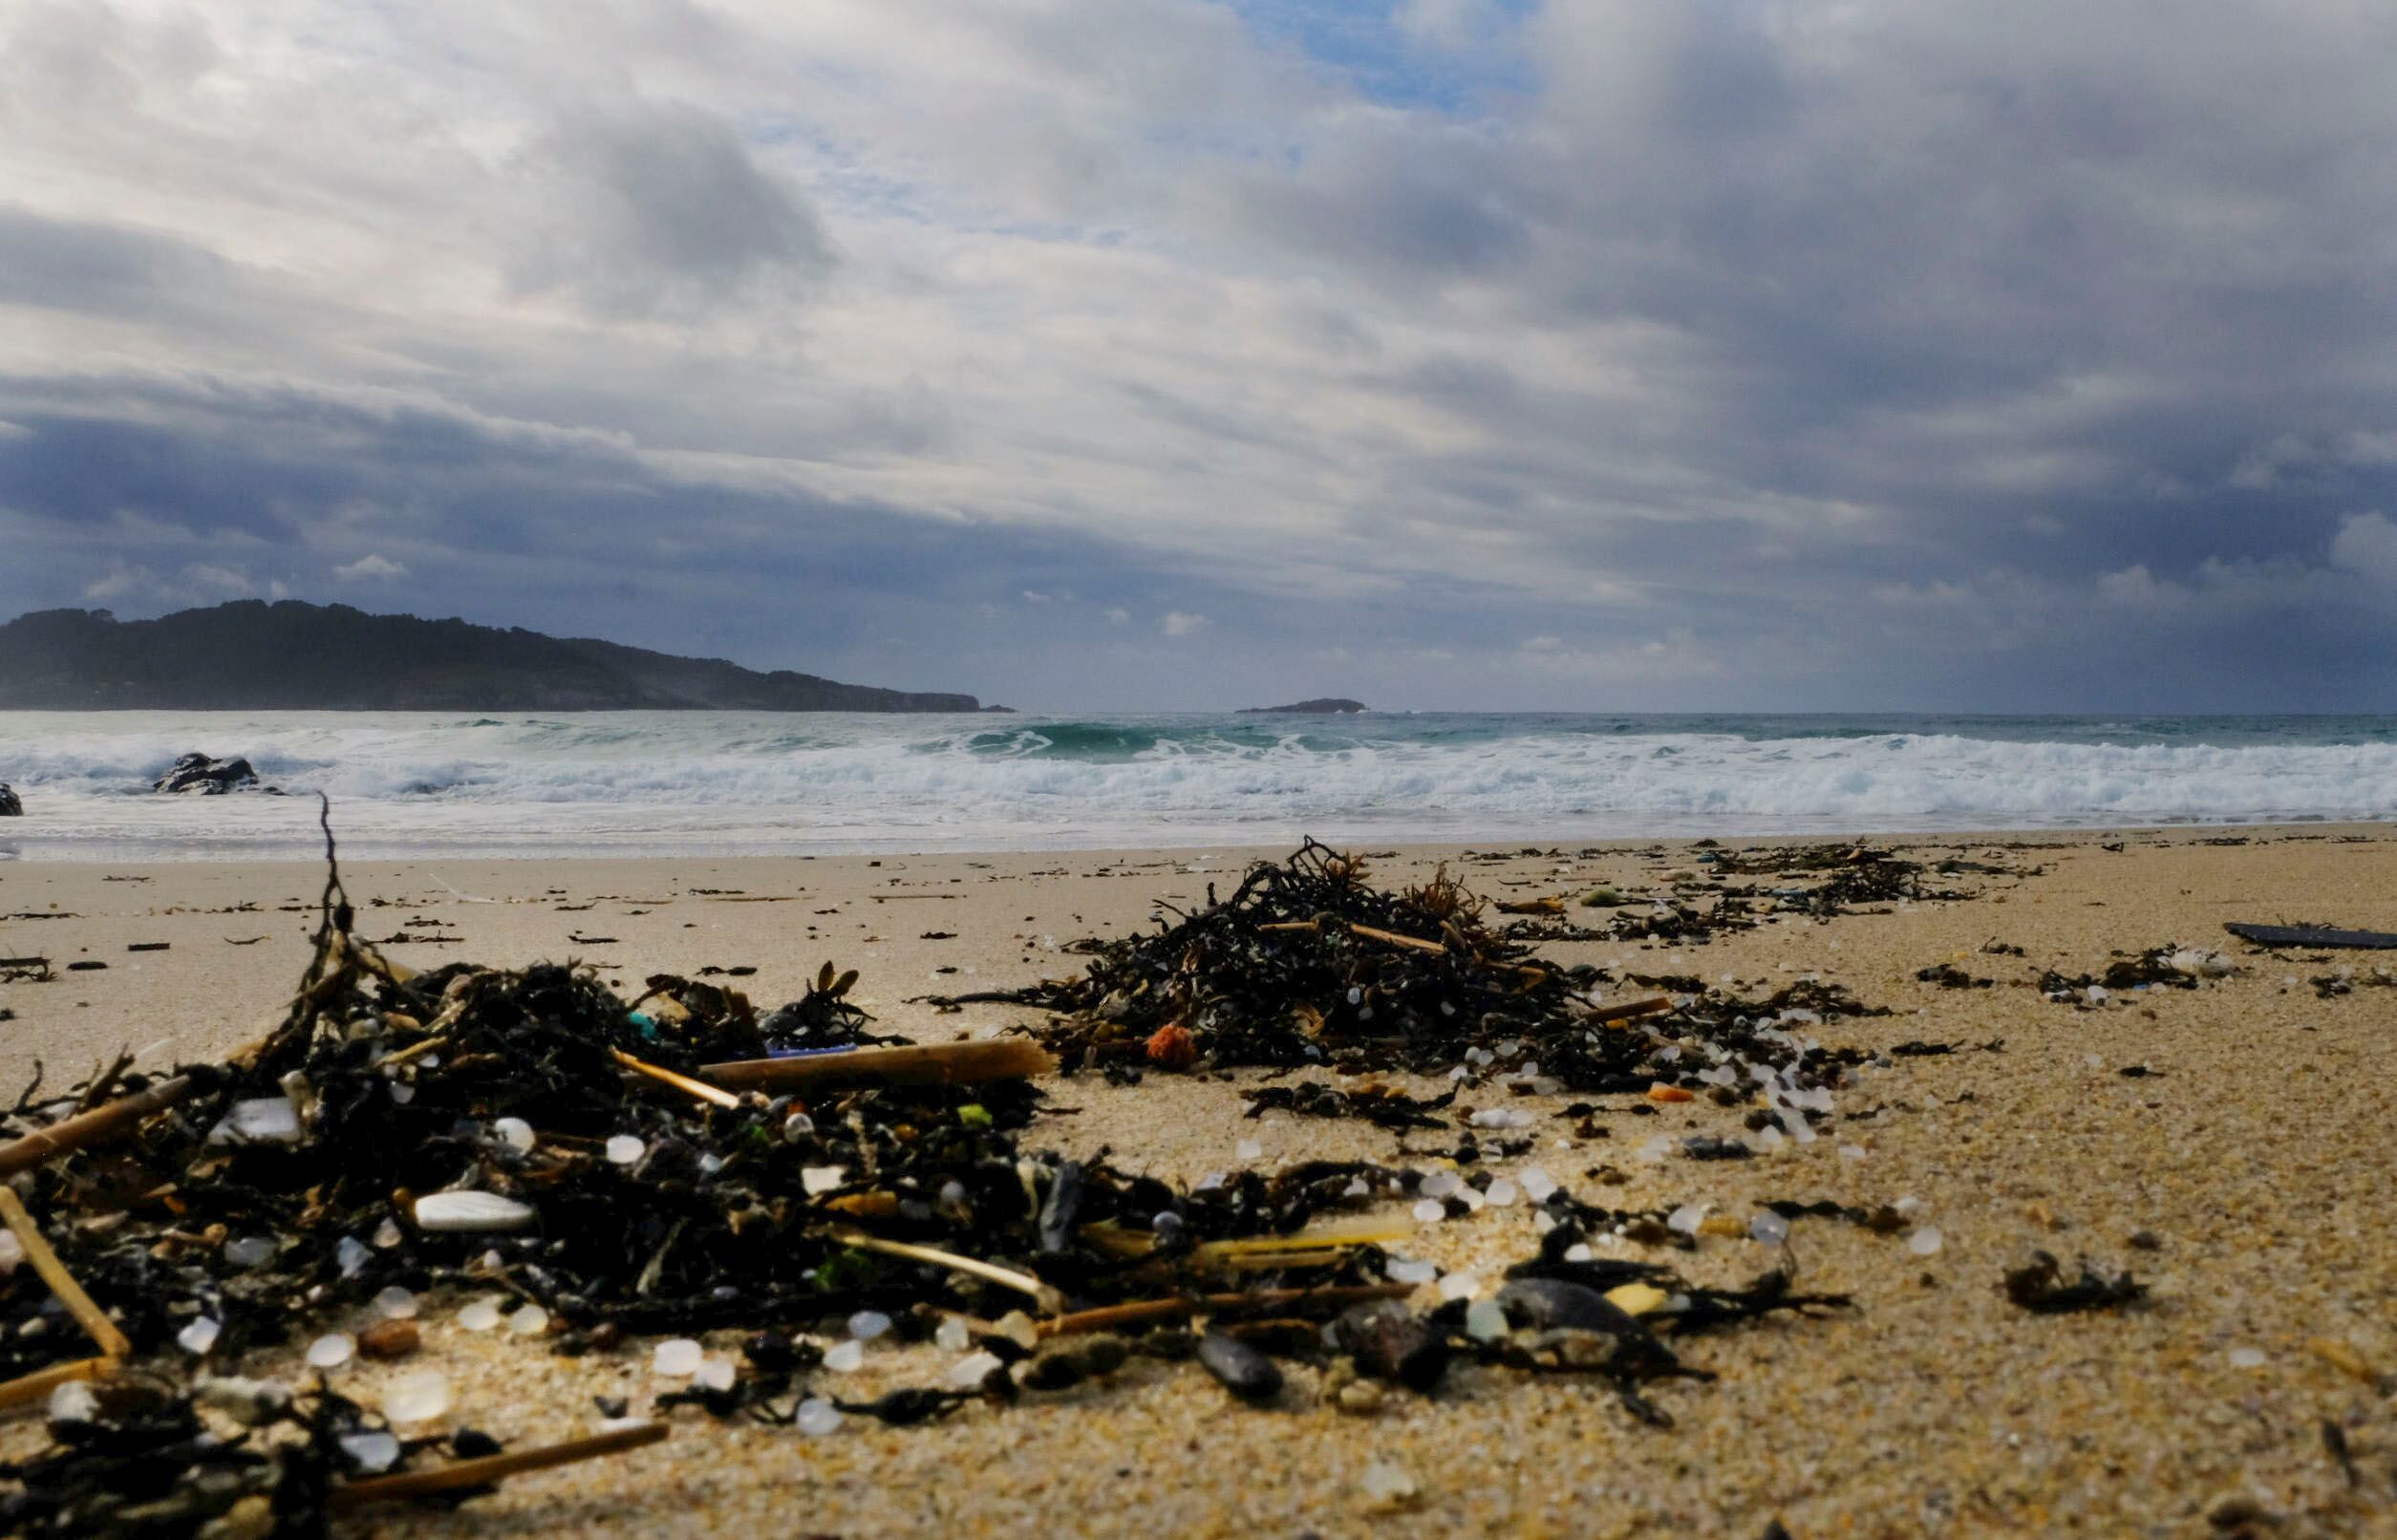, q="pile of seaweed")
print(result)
[0,939,1398,1389]
[946,842,1876,1114]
